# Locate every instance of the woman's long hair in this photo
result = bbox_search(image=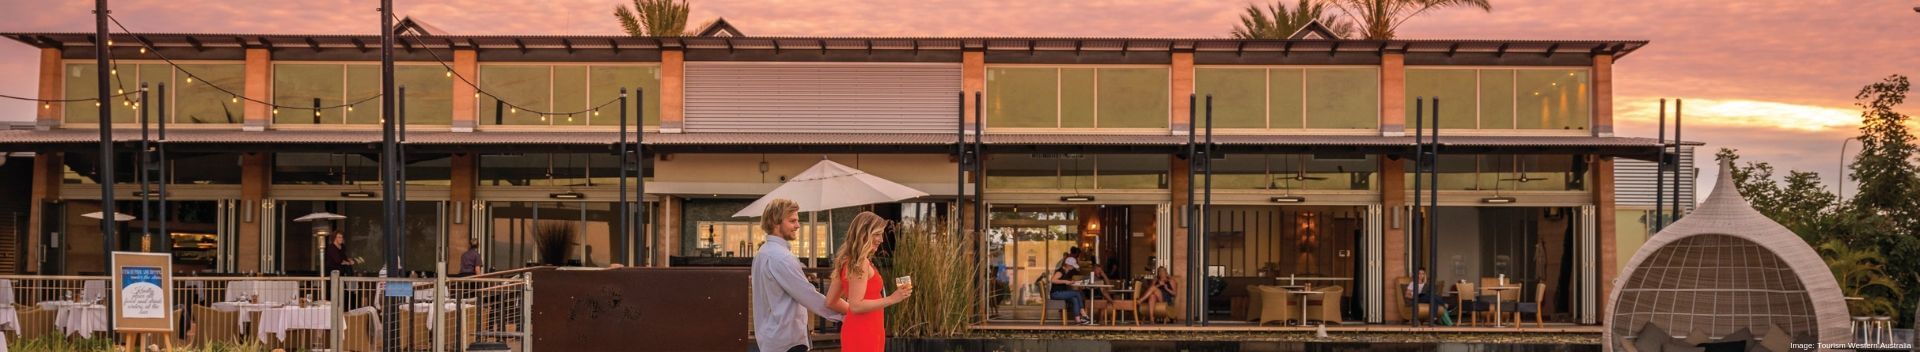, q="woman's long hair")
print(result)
[832,211,891,279]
